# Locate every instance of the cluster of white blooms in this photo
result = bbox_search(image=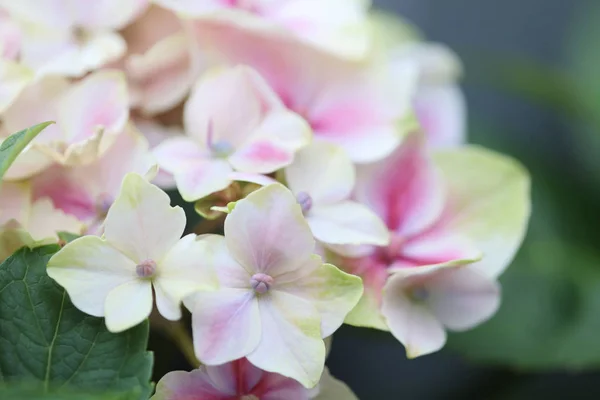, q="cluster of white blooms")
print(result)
[0,1,531,398]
